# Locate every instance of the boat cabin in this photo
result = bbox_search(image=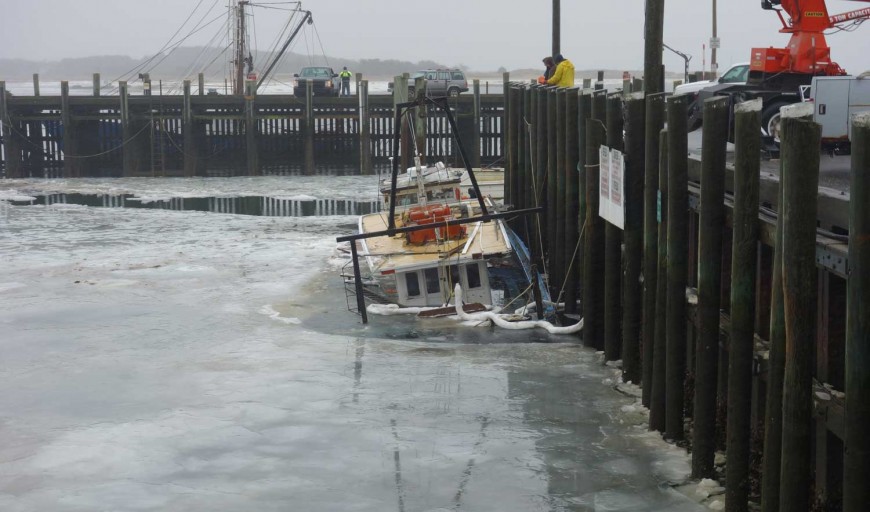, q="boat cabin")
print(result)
[394,261,491,306]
